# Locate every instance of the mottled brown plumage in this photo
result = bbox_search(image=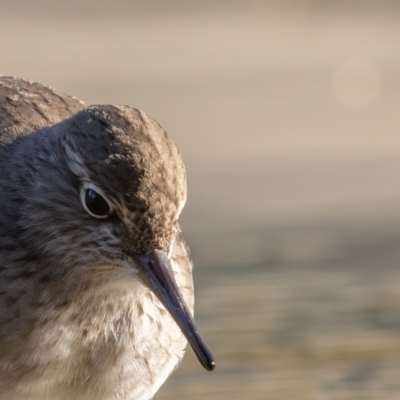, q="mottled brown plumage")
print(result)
[0,77,214,400]
[0,76,84,145]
